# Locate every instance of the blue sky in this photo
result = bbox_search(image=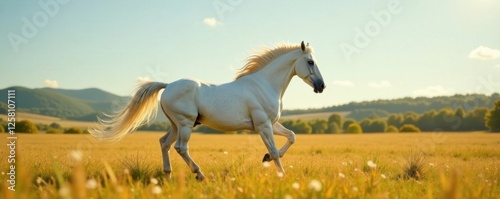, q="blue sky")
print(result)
[1,0,499,109]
